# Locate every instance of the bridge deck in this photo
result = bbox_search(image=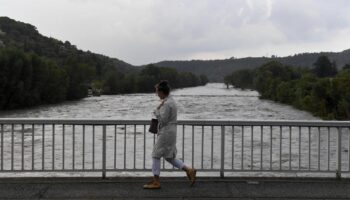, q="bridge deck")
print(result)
[0,177,349,199]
